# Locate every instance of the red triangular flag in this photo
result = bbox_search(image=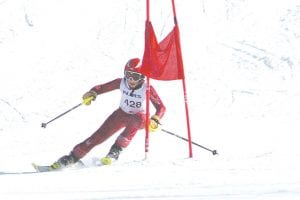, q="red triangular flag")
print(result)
[141,21,184,80]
